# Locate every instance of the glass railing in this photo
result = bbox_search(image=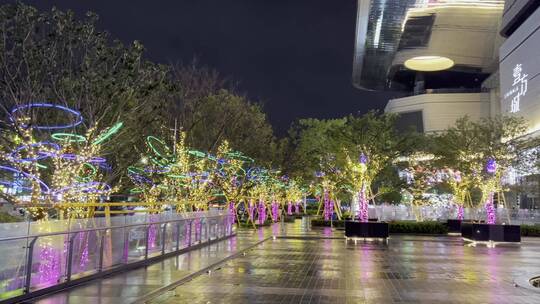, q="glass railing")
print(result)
[371,205,540,224]
[0,211,234,303]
